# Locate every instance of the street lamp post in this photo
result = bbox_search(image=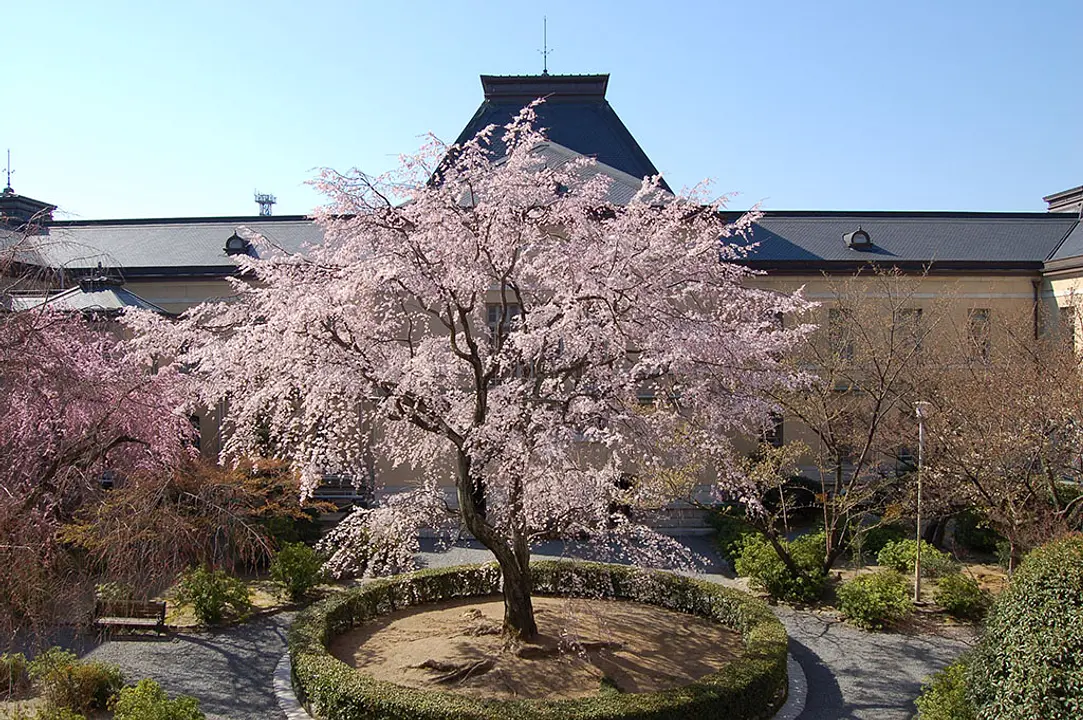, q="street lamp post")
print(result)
[914,401,930,604]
